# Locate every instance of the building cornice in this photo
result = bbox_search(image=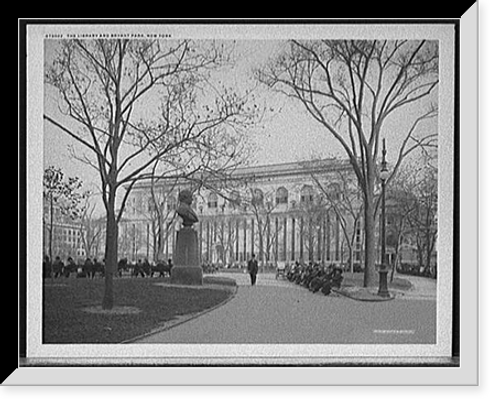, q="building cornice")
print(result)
[131,158,352,192]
